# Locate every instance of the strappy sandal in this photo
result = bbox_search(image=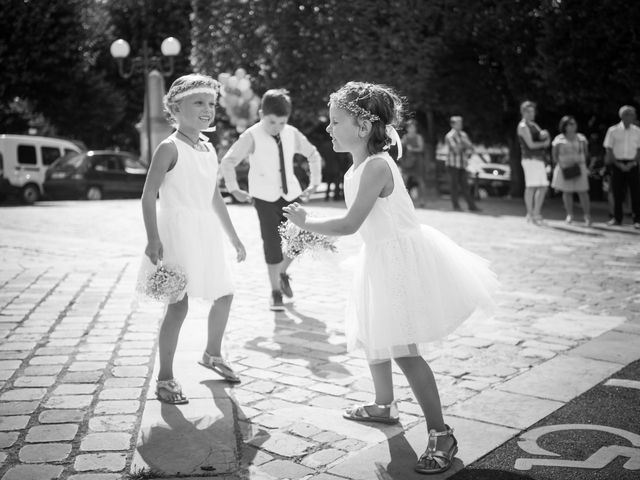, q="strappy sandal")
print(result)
[155,378,189,405]
[415,424,458,475]
[343,401,399,425]
[198,352,241,383]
